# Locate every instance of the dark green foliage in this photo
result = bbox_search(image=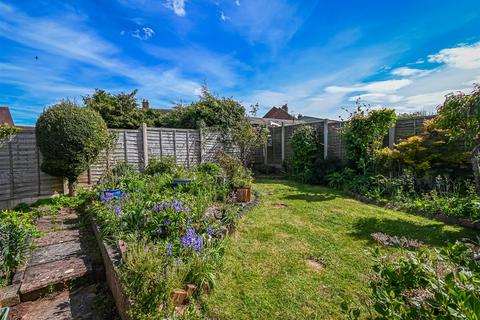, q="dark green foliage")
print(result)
[0,123,20,141]
[216,151,252,188]
[84,89,164,129]
[288,126,318,182]
[35,101,111,185]
[162,87,246,130]
[196,162,224,177]
[145,156,178,176]
[343,103,397,174]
